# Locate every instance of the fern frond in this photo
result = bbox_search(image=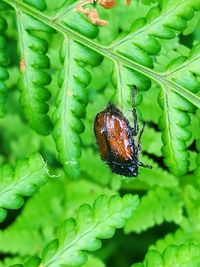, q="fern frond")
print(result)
[158,89,192,175]
[158,42,200,175]
[125,187,183,233]
[23,0,47,11]
[187,113,200,146]
[83,255,106,267]
[149,183,200,253]
[139,83,161,123]
[17,10,54,135]
[54,3,99,39]
[0,177,116,256]
[155,39,190,72]
[0,228,44,256]
[165,42,200,93]
[25,194,139,267]
[0,153,49,223]
[80,148,121,190]
[0,256,26,267]
[65,178,117,219]
[0,6,9,118]
[0,179,65,255]
[135,155,178,188]
[114,64,151,117]
[113,0,200,68]
[141,126,162,157]
[6,254,106,267]
[182,185,200,231]
[132,243,200,267]
[150,227,198,254]
[121,155,179,190]
[52,37,102,178]
[11,256,41,267]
